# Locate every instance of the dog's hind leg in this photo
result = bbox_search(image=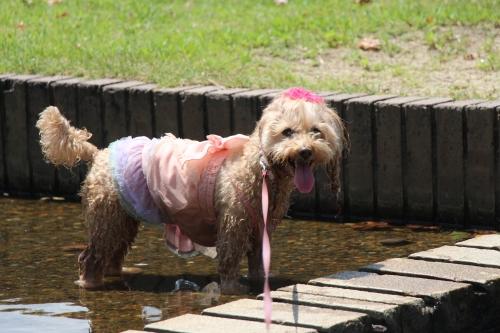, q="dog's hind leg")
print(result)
[76,150,138,288]
[103,216,140,276]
